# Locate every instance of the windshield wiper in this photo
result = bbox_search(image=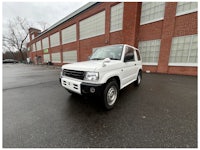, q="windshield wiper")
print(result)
[91,58,120,60]
[90,58,104,60]
[110,58,120,60]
